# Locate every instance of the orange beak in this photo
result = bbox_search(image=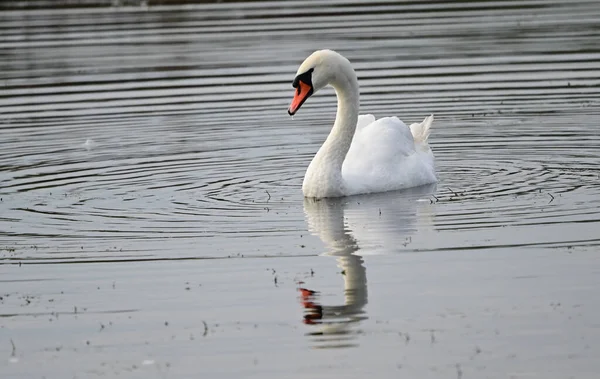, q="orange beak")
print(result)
[299,288,317,298]
[288,80,313,116]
